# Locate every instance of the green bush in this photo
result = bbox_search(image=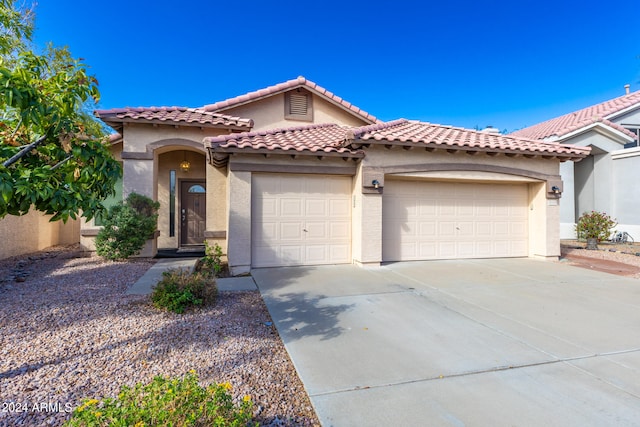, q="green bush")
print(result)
[575,211,617,242]
[201,241,224,277]
[64,371,257,427]
[95,192,160,261]
[151,269,217,314]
